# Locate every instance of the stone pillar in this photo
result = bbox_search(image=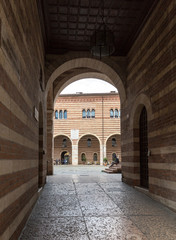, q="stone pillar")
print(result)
[103,145,106,160]
[47,85,54,175]
[47,109,54,175]
[72,140,78,165]
[100,144,103,165]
